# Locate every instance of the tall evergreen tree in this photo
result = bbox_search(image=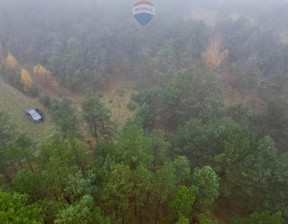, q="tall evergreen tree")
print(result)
[81,93,115,147]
